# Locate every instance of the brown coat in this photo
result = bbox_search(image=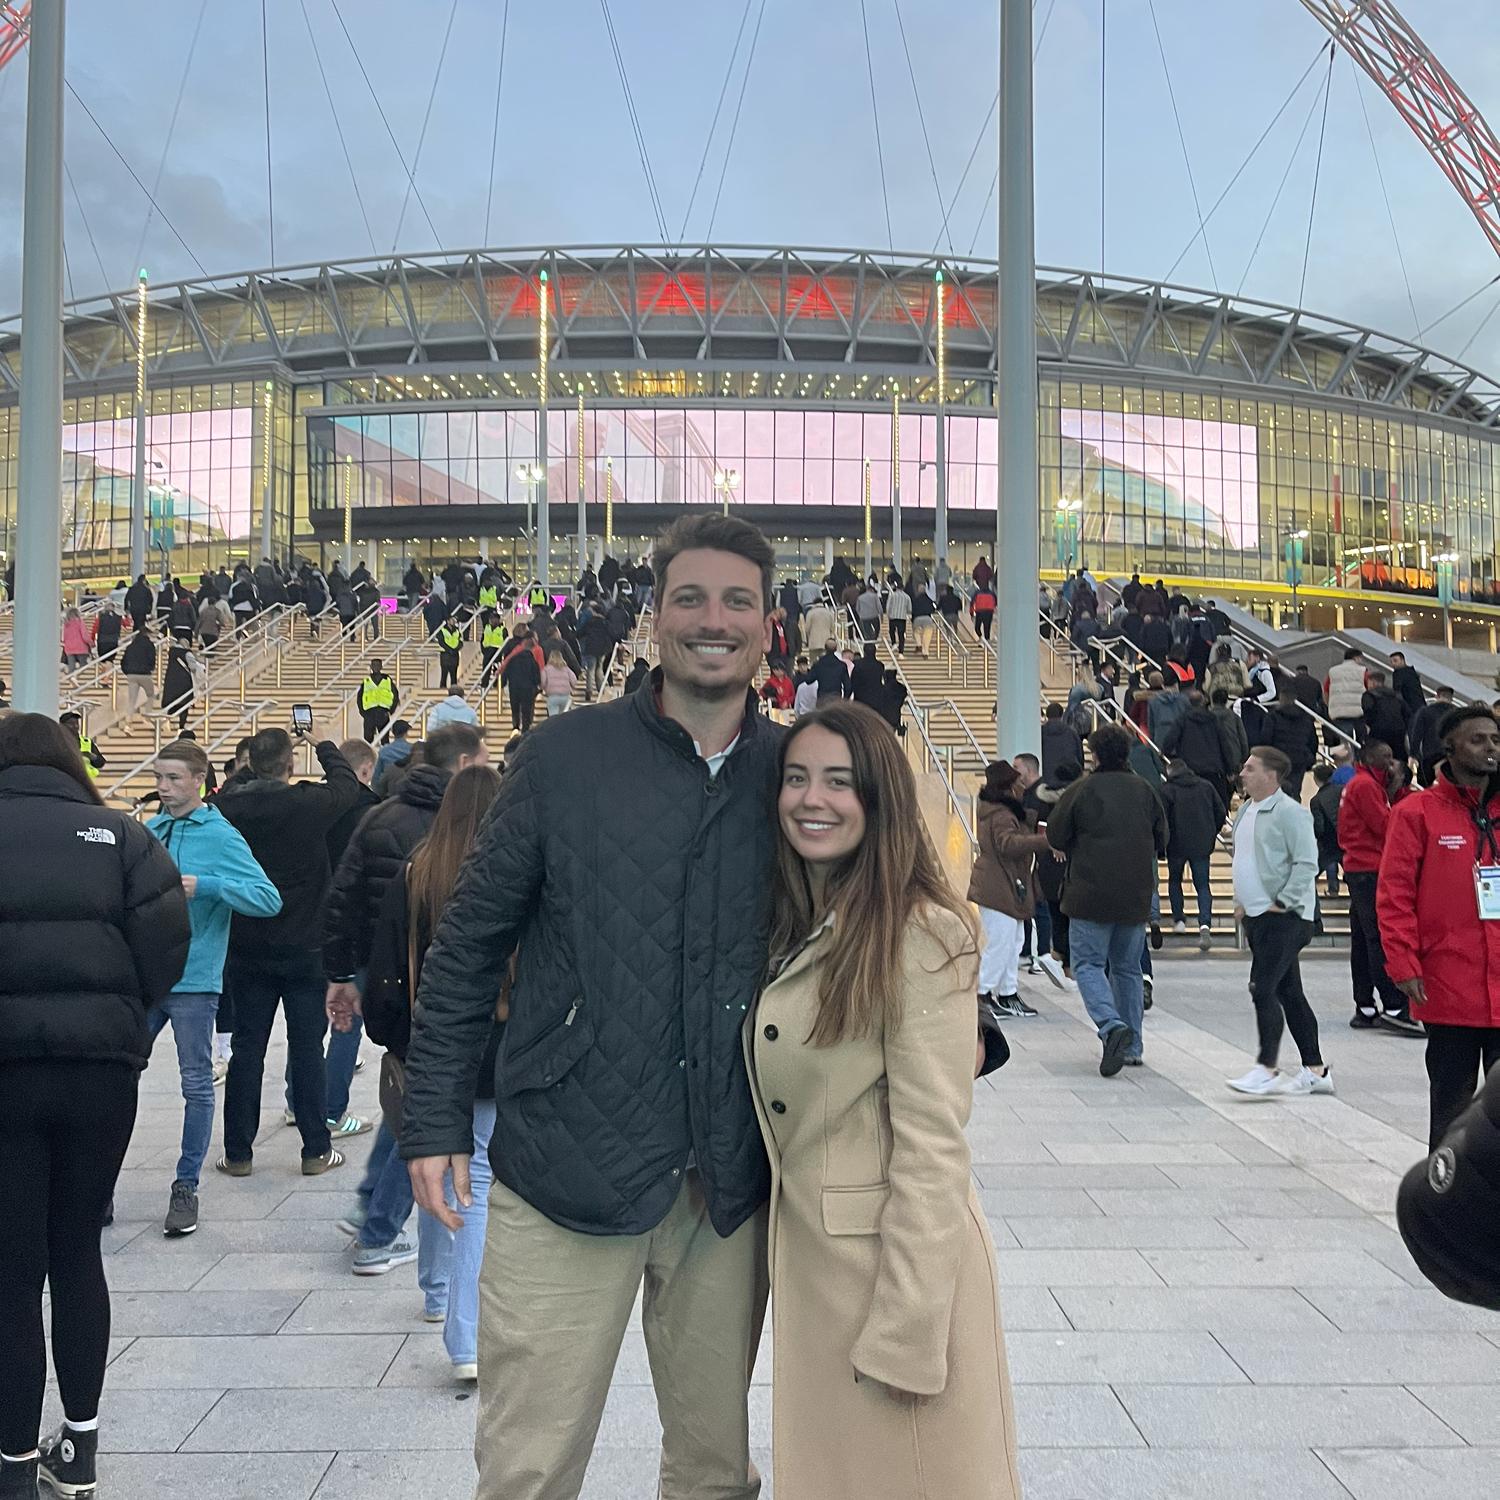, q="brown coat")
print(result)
[966,796,1049,918]
[746,906,1022,1500]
